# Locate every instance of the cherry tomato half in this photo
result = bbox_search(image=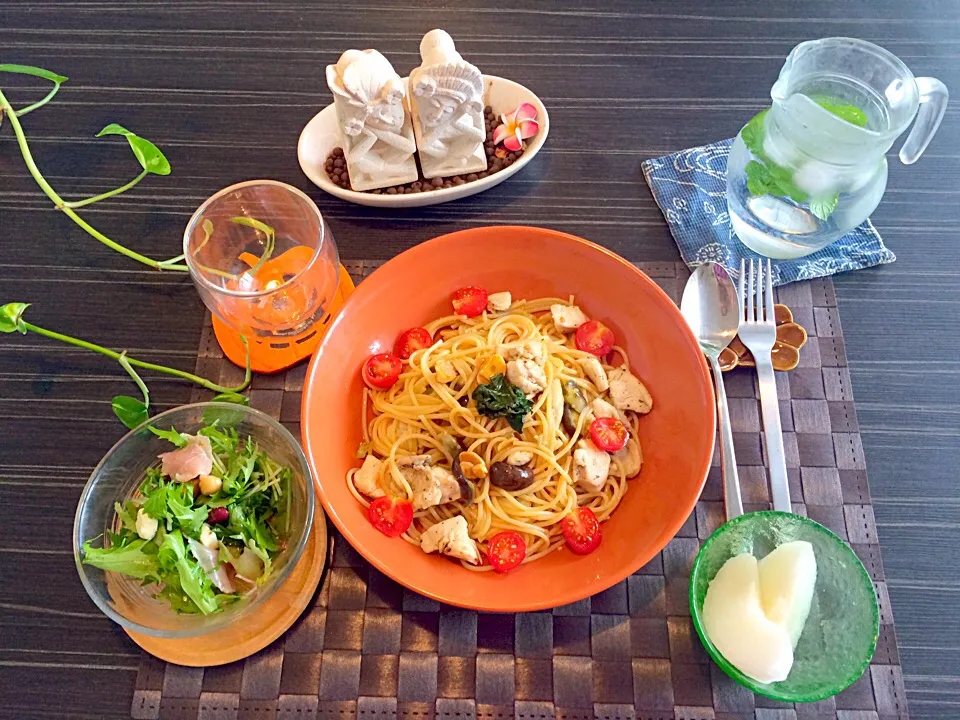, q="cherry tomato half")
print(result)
[451,286,489,318]
[575,320,615,357]
[589,417,629,452]
[362,353,402,389]
[367,496,413,537]
[561,507,602,555]
[486,531,526,573]
[395,327,433,359]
